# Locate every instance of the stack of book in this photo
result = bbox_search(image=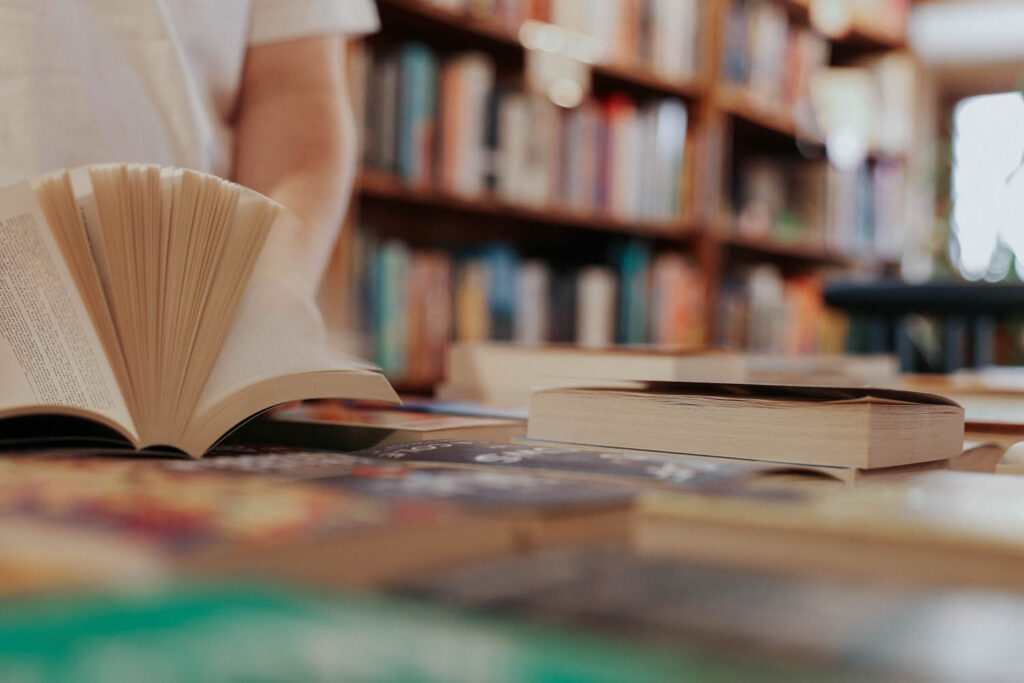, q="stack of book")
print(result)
[523,381,968,480]
[356,41,691,222]
[355,237,706,384]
